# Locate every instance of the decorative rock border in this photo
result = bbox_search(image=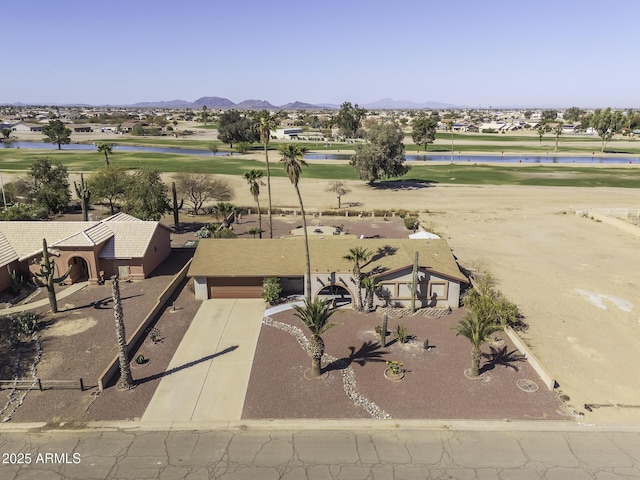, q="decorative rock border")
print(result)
[263,316,391,419]
[379,306,451,319]
[517,379,539,393]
